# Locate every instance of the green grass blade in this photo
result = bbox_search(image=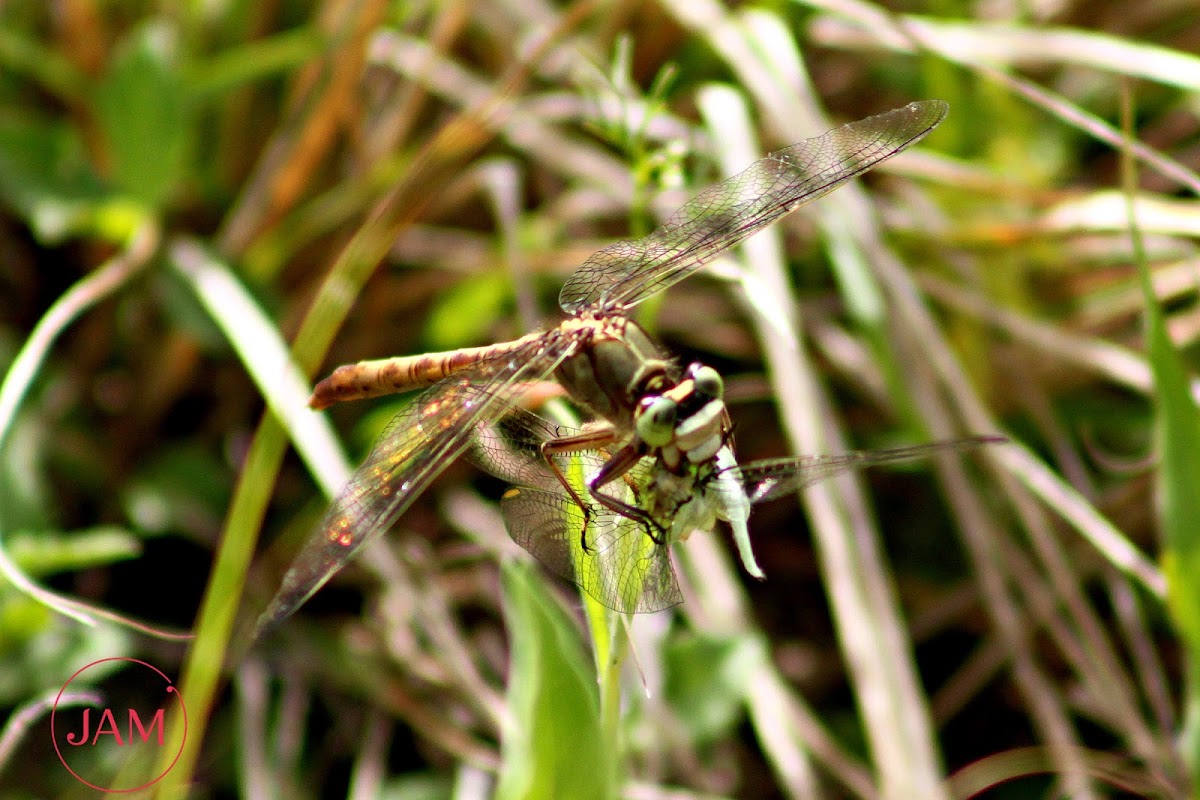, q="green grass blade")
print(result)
[1121,93,1200,775]
[496,559,617,800]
